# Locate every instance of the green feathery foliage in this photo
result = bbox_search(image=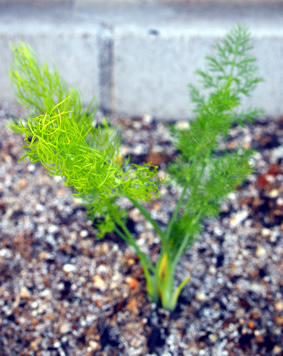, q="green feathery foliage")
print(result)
[8,25,262,311]
[9,42,95,132]
[9,43,163,238]
[166,25,263,259]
